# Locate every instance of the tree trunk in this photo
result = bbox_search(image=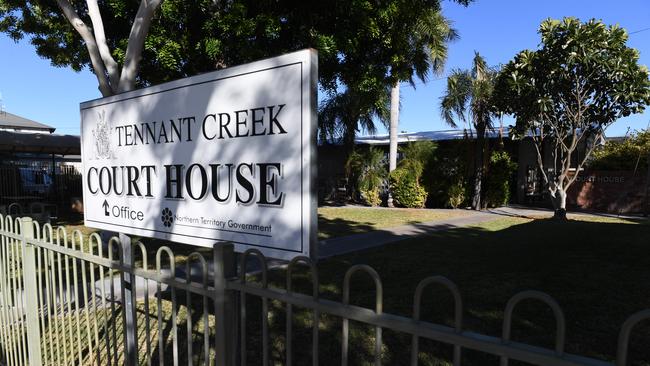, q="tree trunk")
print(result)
[471,124,485,210]
[551,188,568,220]
[387,81,400,208]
